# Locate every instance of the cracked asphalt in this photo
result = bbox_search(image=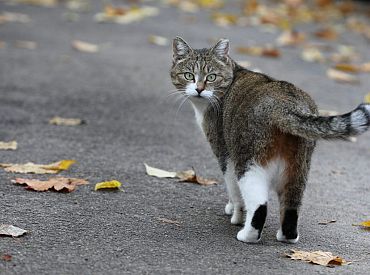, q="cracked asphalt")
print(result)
[0,1,369,274]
